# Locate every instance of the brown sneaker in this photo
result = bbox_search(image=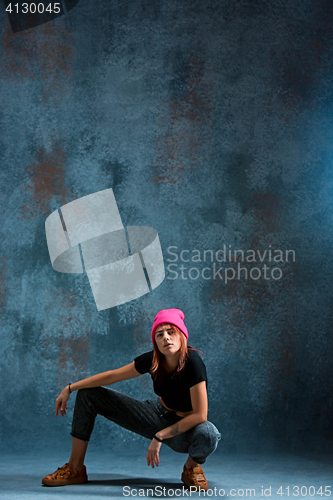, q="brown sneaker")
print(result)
[181,464,209,491]
[42,463,88,487]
